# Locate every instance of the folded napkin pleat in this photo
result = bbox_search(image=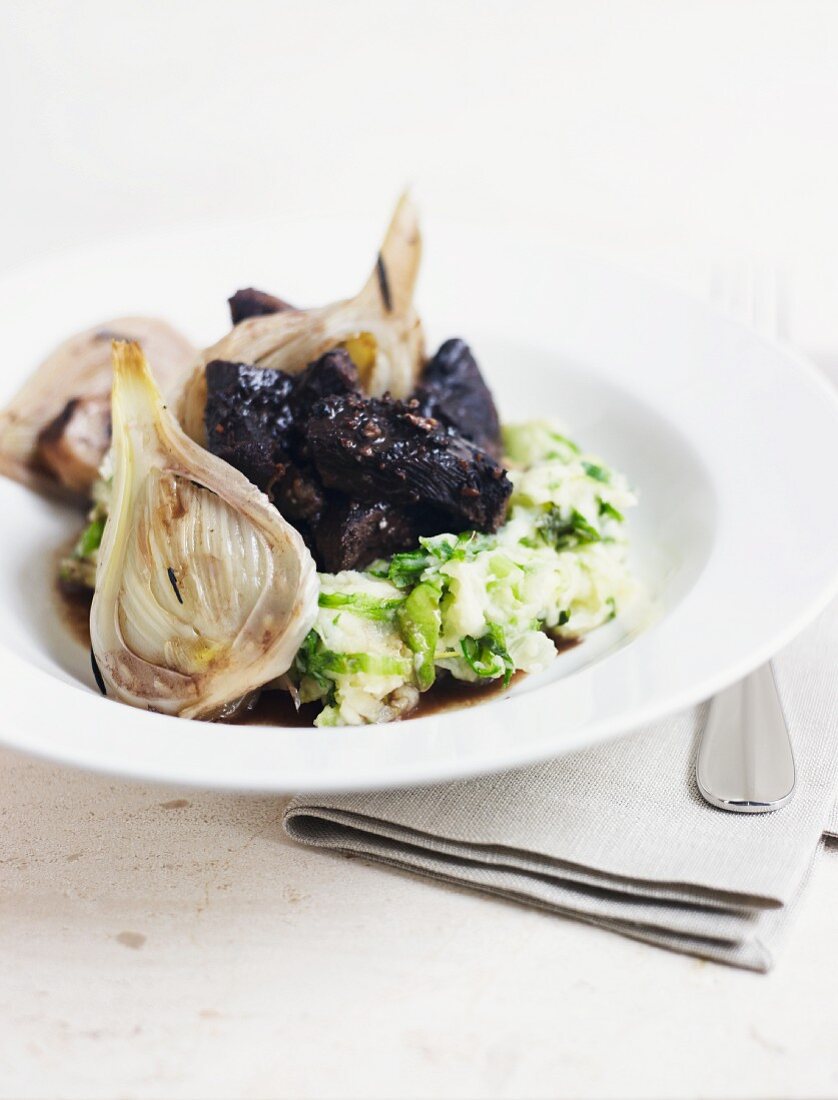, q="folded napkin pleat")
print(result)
[286,810,757,943]
[288,801,771,913]
[284,600,838,972]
